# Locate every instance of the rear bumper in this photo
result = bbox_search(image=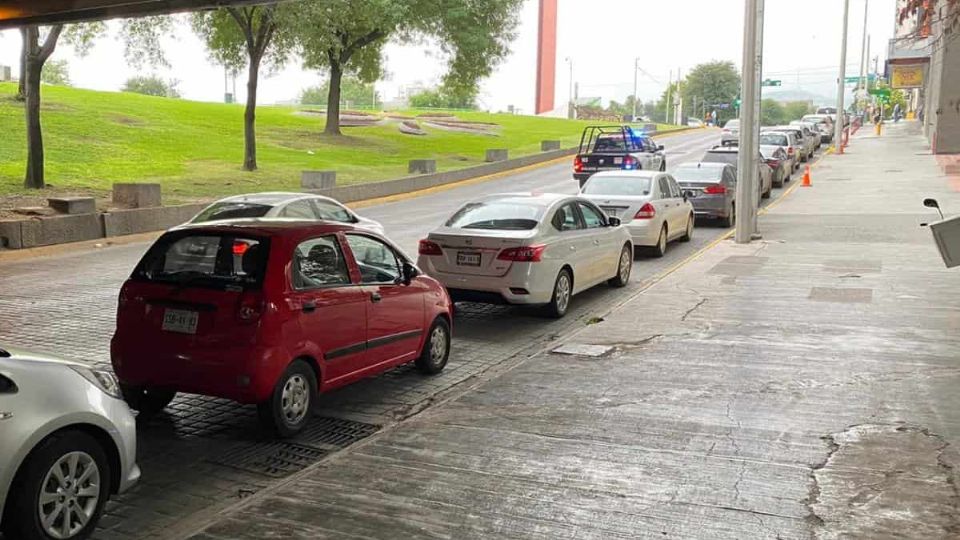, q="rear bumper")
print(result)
[422,261,556,305]
[624,219,662,247]
[689,197,729,218]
